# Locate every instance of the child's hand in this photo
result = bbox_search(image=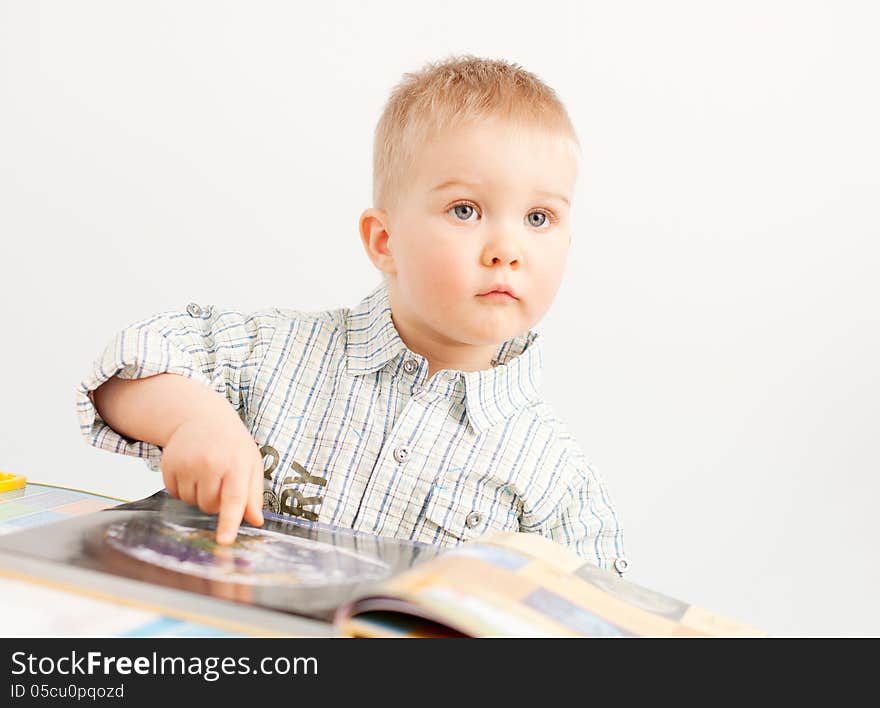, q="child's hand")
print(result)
[160,410,265,545]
